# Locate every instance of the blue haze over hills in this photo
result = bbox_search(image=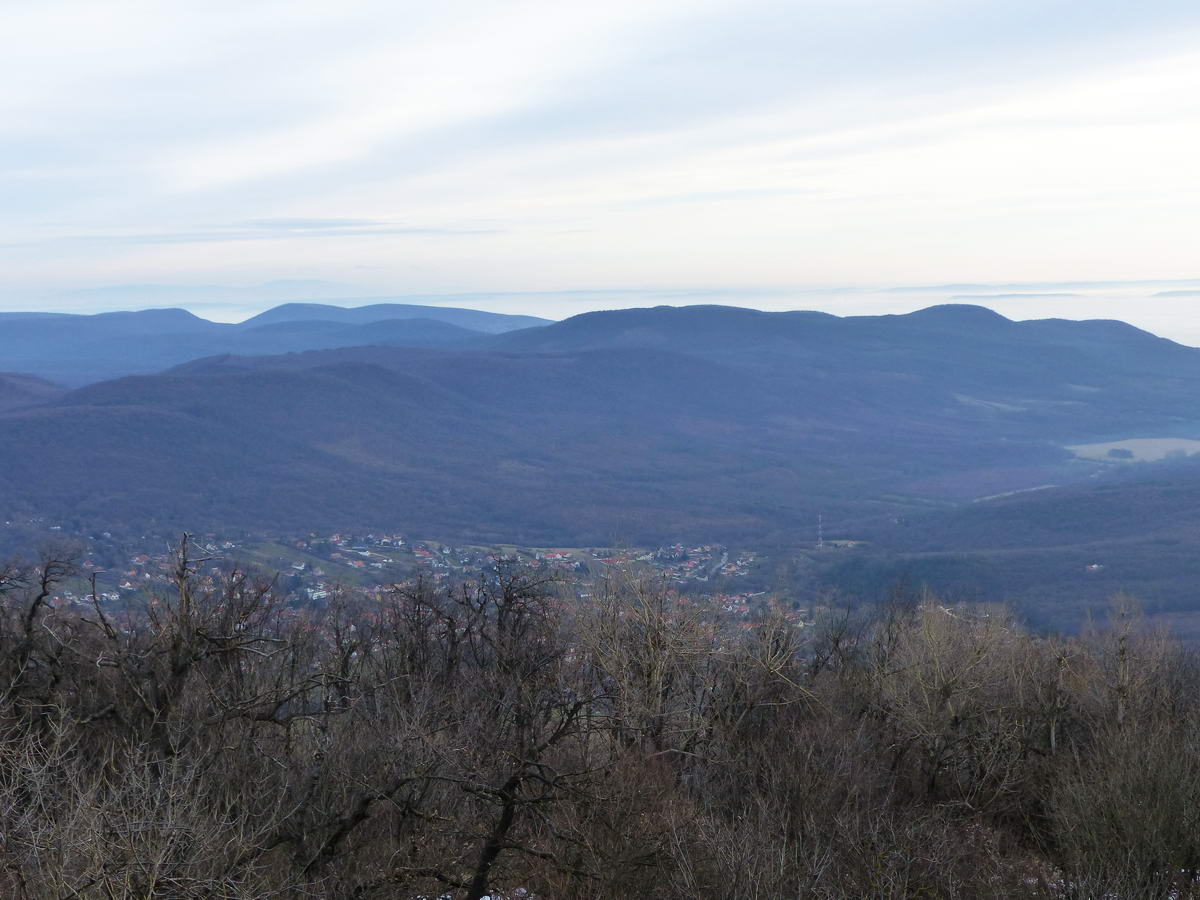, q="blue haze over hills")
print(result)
[3,300,1200,631]
[0,302,547,386]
